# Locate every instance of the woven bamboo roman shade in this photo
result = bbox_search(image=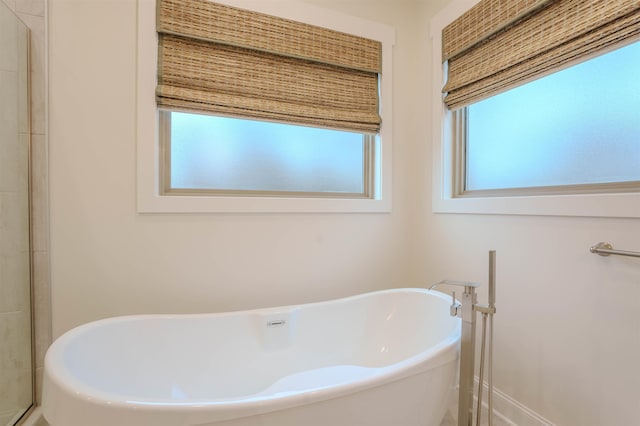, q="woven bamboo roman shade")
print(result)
[442,0,640,109]
[156,0,382,133]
